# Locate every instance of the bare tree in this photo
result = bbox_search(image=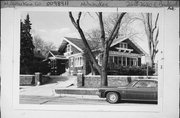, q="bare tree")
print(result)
[143,13,159,67]
[85,13,139,43]
[33,35,56,56]
[122,13,159,67]
[104,13,160,67]
[85,12,159,69]
[69,12,126,87]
